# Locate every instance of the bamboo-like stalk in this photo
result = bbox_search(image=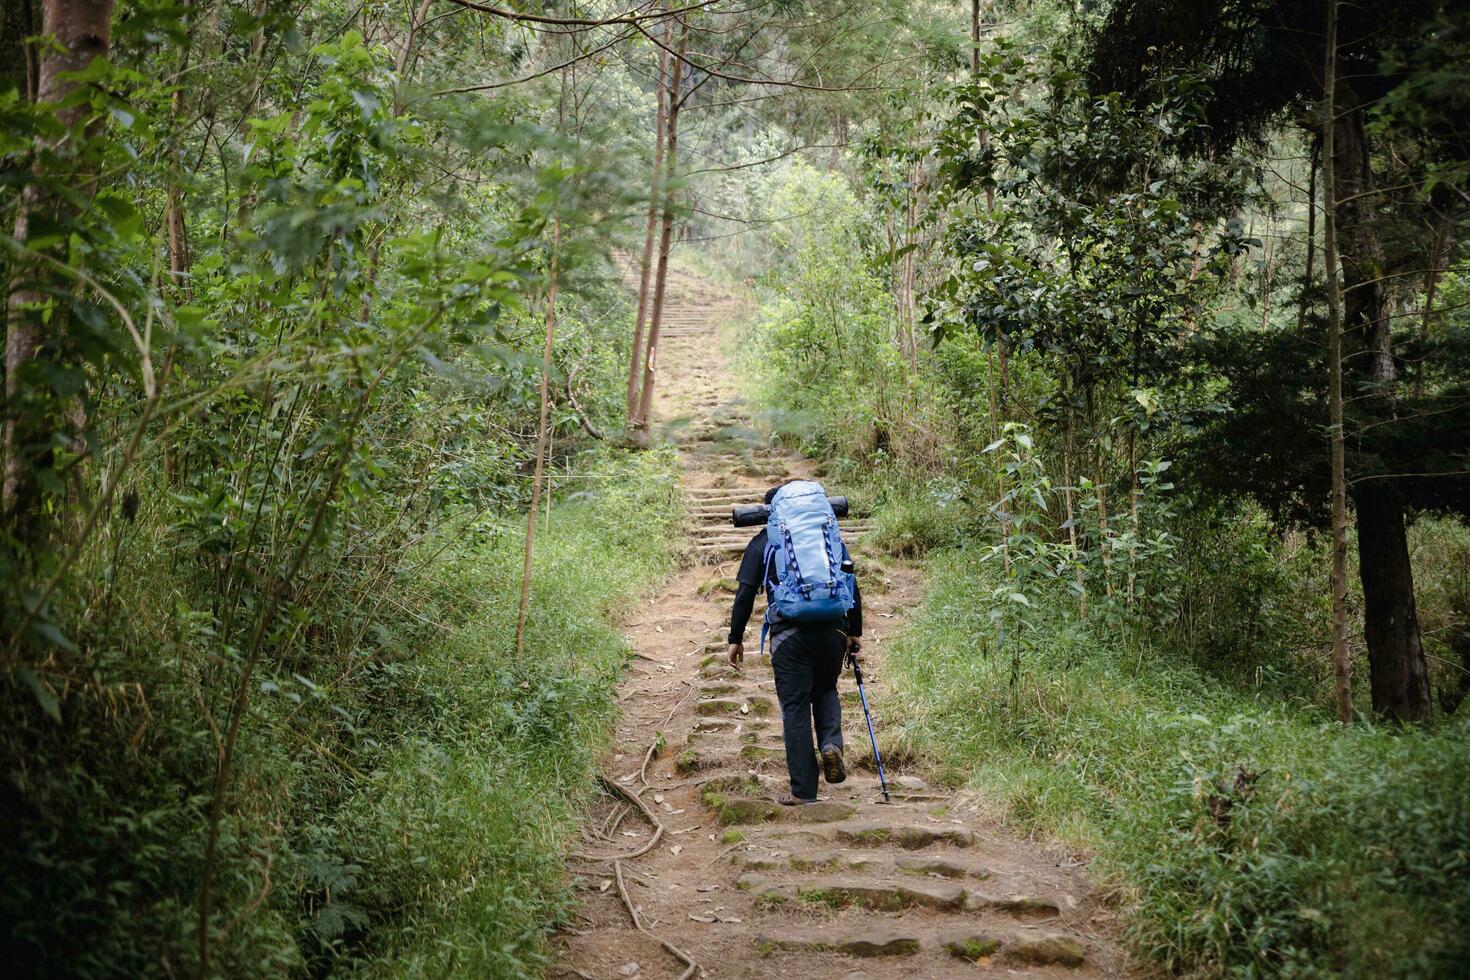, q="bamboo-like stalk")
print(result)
[1322,0,1354,724]
[627,15,671,422]
[632,17,689,432]
[515,218,561,660]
